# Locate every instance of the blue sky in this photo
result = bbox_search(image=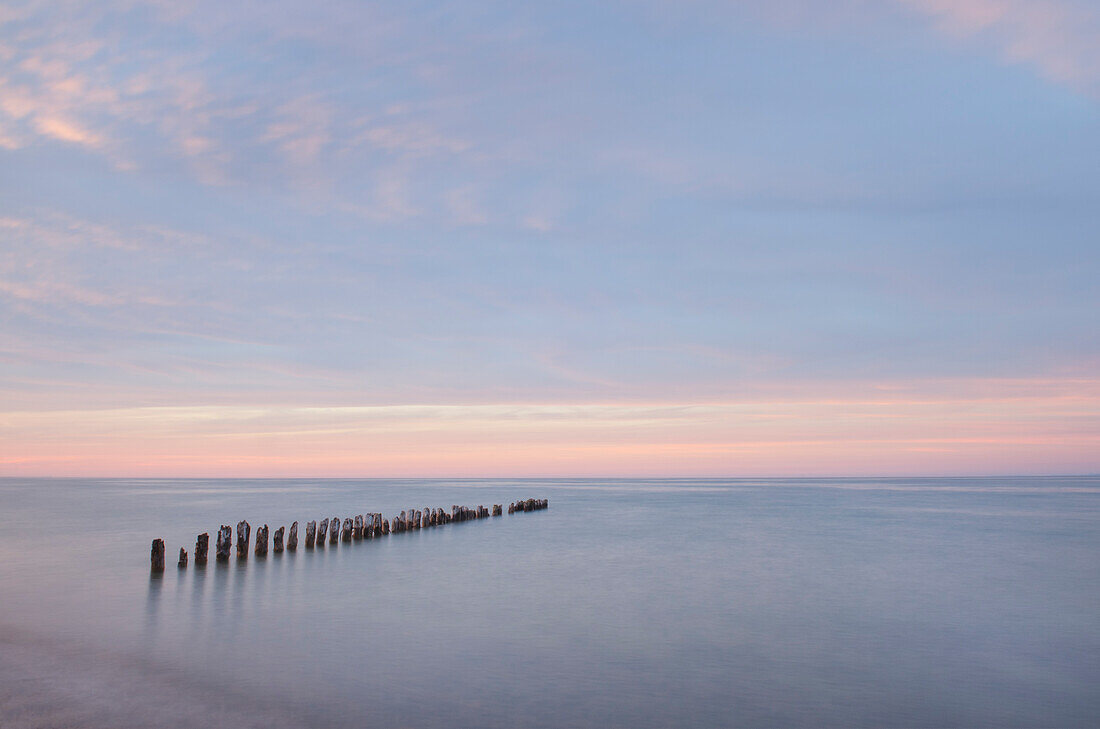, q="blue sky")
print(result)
[1,0,1098,475]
